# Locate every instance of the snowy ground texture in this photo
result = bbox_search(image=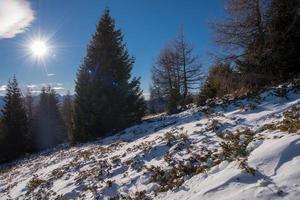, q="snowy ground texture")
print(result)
[1,84,300,200]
